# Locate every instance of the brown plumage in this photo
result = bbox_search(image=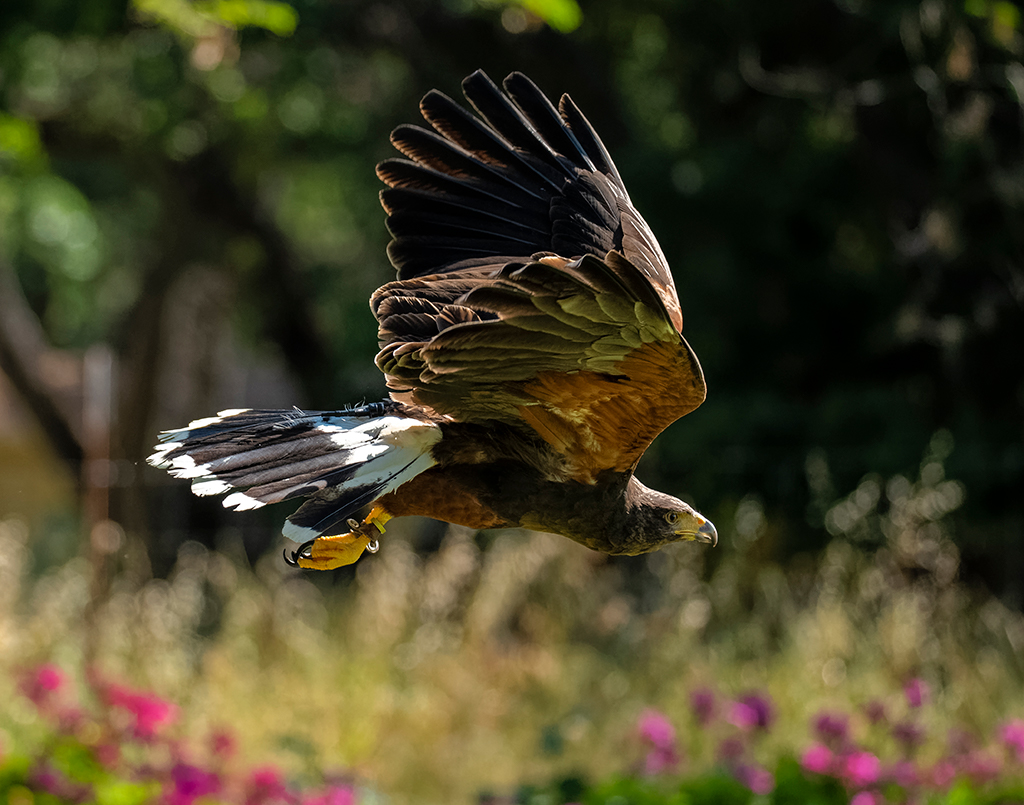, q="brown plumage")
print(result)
[148,70,717,569]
